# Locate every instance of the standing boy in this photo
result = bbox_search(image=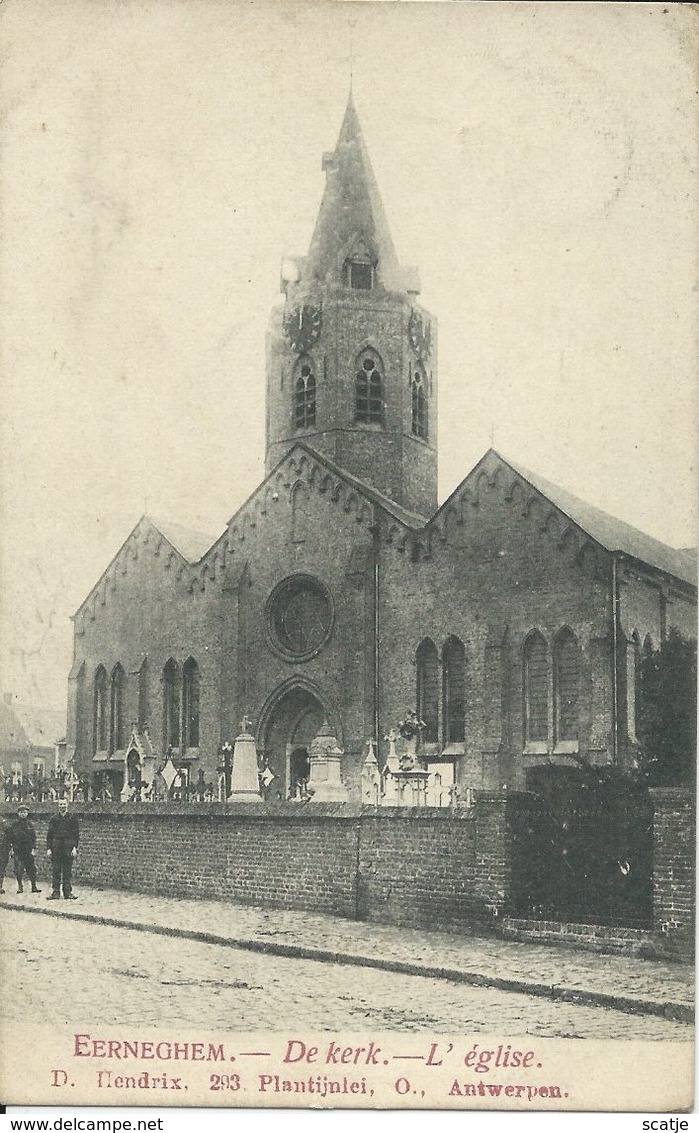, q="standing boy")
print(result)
[11,805,42,894]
